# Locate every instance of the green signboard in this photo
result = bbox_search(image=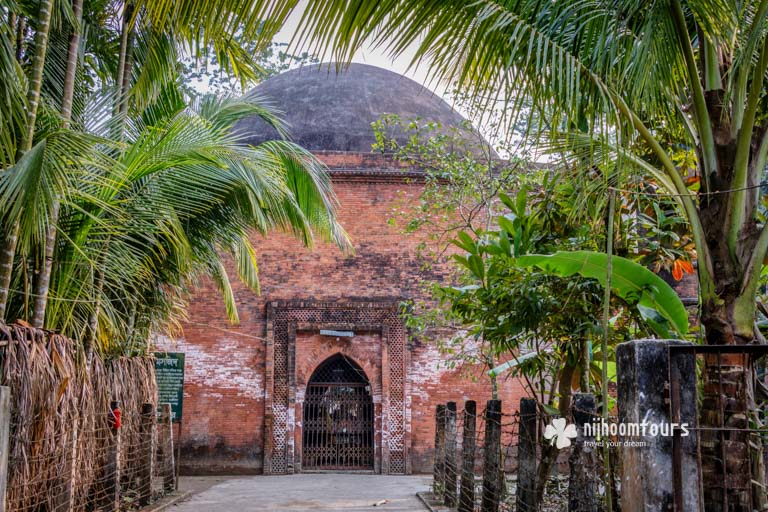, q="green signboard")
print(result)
[154,352,185,423]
